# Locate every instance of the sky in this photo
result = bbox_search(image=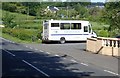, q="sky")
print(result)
[91,0,106,2]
